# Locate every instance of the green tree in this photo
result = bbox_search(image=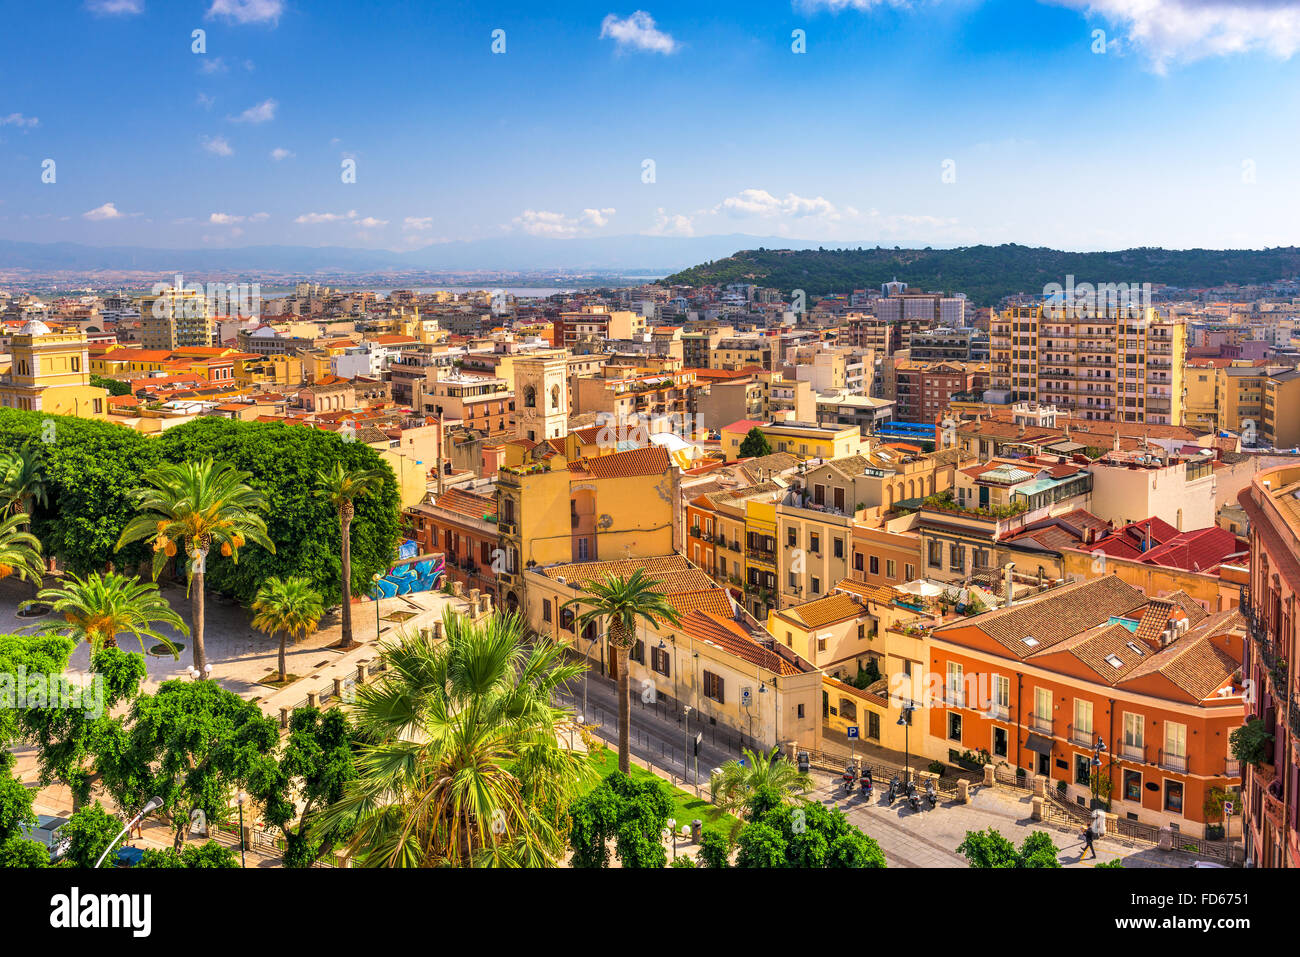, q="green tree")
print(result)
[957,827,1061,868]
[18,647,146,811]
[0,630,76,745]
[0,511,44,589]
[97,678,281,850]
[314,464,388,648]
[319,610,592,867]
[116,458,274,676]
[59,802,128,868]
[137,840,240,868]
[567,769,674,869]
[26,571,186,655]
[566,570,681,774]
[1230,717,1274,768]
[247,706,356,868]
[738,427,773,459]
[697,828,732,868]
[90,375,133,397]
[0,751,36,848]
[710,747,811,814]
[154,419,400,606]
[734,800,886,868]
[250,576,324,683]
